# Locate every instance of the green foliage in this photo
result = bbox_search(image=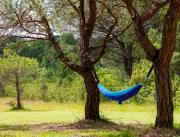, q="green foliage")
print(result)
[0,49,39,101]
[59,33,77,45]
[172,75,180,108]
[130,59,153,84]
[39,68,49,101]
[1,31,180,106]
[19,38,79,81]
[106,130,135,137]
[148,28,161,49]
[53,74,85,102]
[1,50,180,106]
[129,59,155,103]
[19,41,61,78]
[12,73,85,103]
[171,52,180,75]
[98,67,124,90]
[0,49,39,83]
[97,67,128,101]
